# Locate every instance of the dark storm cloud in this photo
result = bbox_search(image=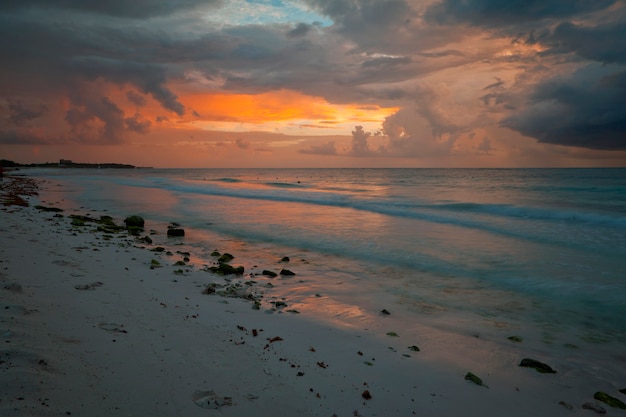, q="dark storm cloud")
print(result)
[503,65,626,150]
[7,100,48,126]
[425,0,617,27]
[548,21,626,64]
[0,0,222,18]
